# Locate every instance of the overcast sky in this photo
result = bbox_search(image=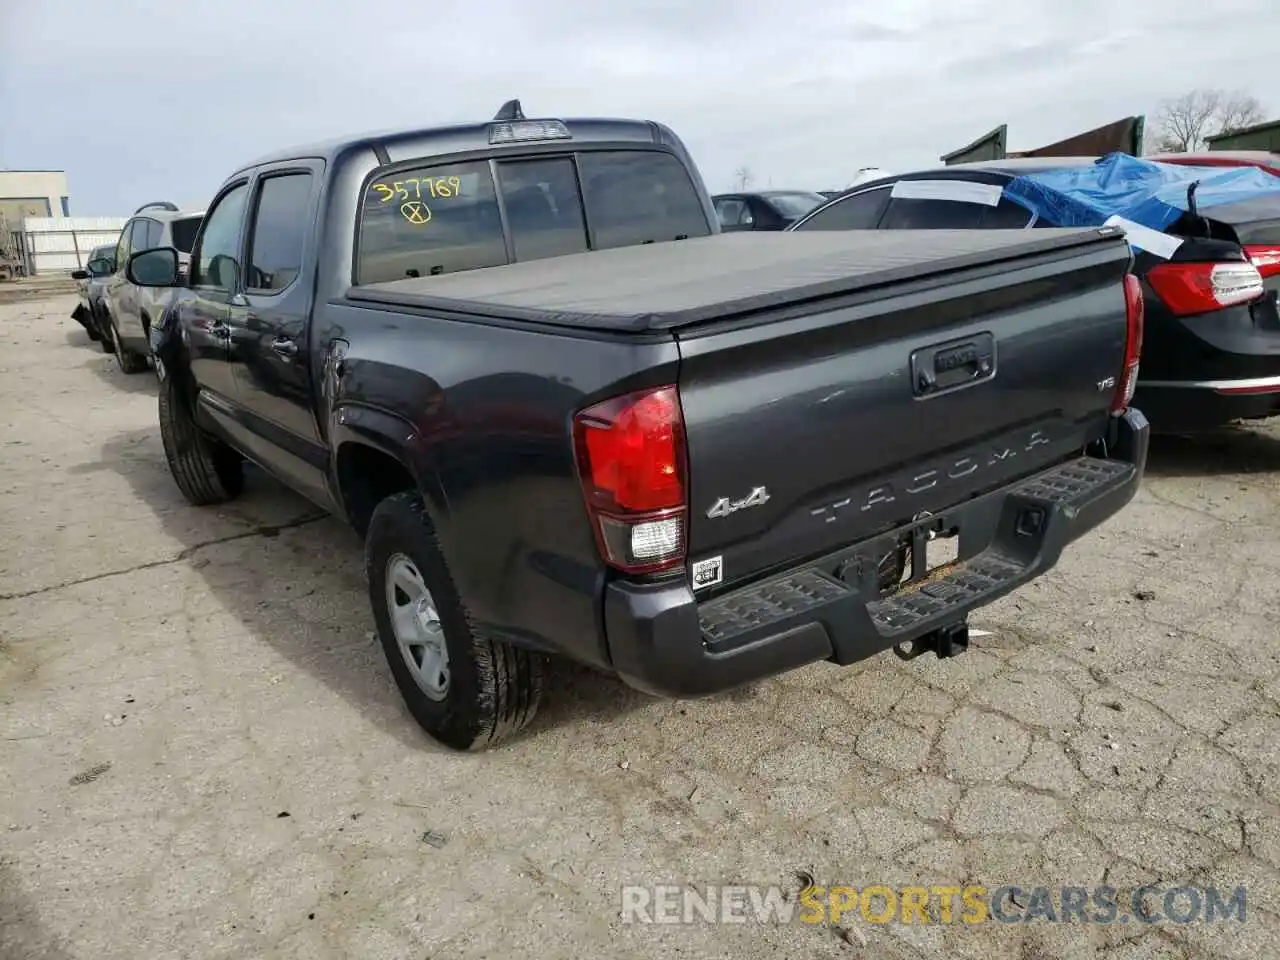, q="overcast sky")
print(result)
[2,0,1275,216]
